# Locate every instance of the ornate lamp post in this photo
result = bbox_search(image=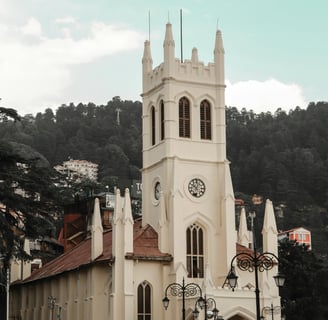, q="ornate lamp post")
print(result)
[260,303,283,320]
[193,295,222,320]
[162,278,203,320]
[224,212,285,320]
